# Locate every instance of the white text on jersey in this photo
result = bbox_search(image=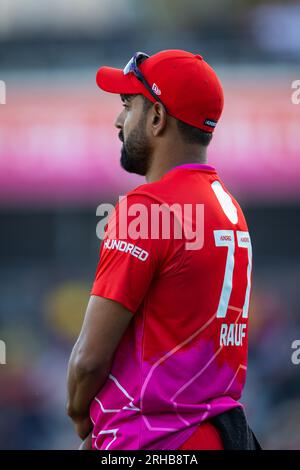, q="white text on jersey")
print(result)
[104,239,149,262]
